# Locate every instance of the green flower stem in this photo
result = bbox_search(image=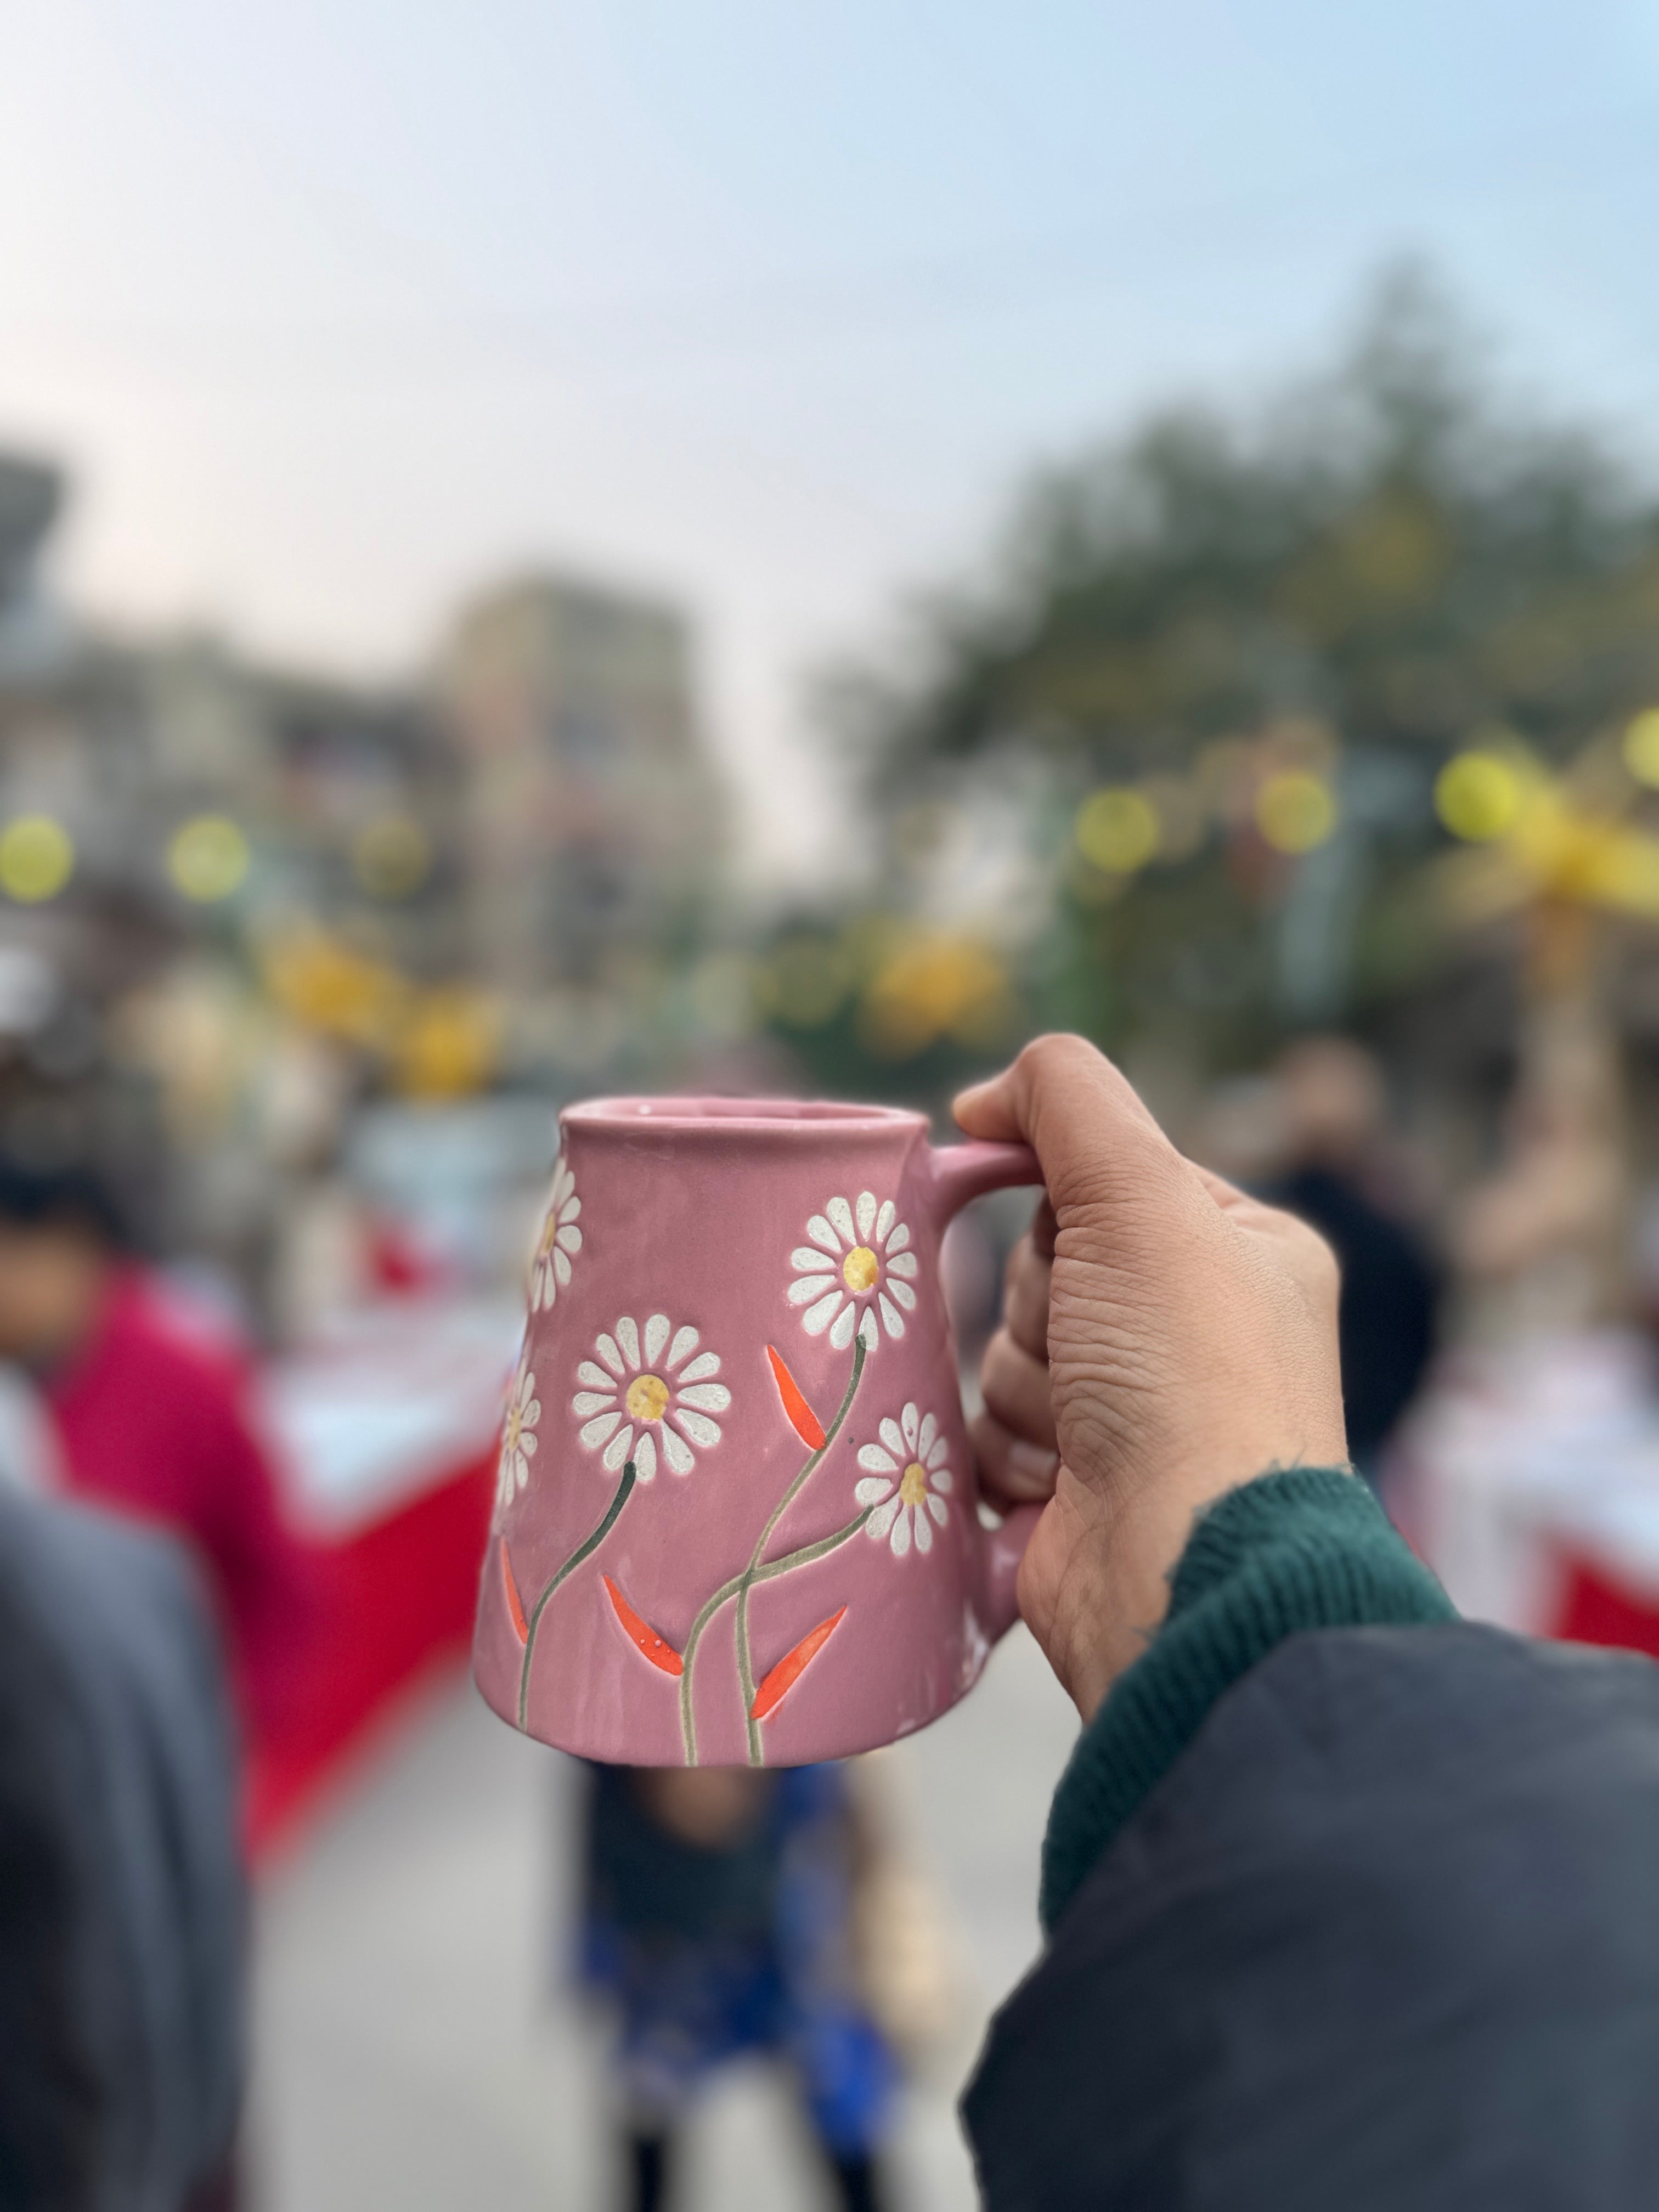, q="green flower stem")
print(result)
[735,1331,868,1761]
[518,1460,636,1730]
[679,1331,869,1765]
[678,1506,872,1763]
